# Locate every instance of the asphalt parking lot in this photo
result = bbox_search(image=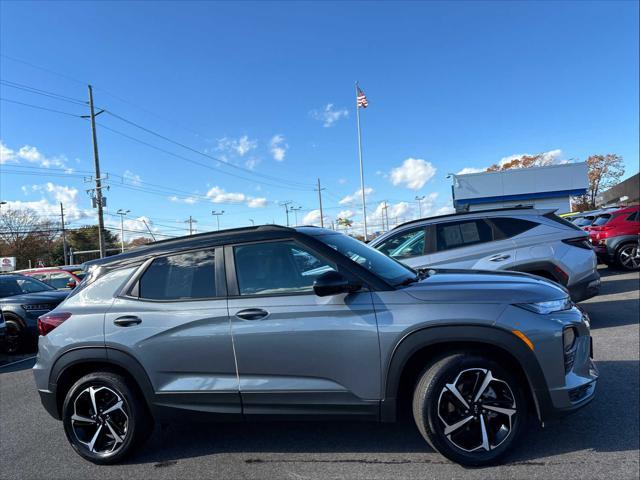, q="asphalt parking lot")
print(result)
[1,267,638,480]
